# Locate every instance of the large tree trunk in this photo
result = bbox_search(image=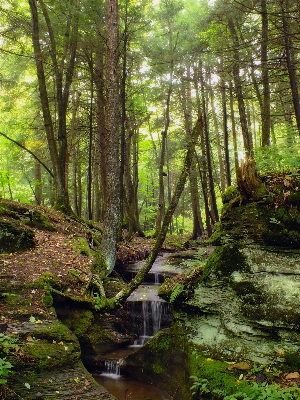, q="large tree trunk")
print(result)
[99,0,121,277]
